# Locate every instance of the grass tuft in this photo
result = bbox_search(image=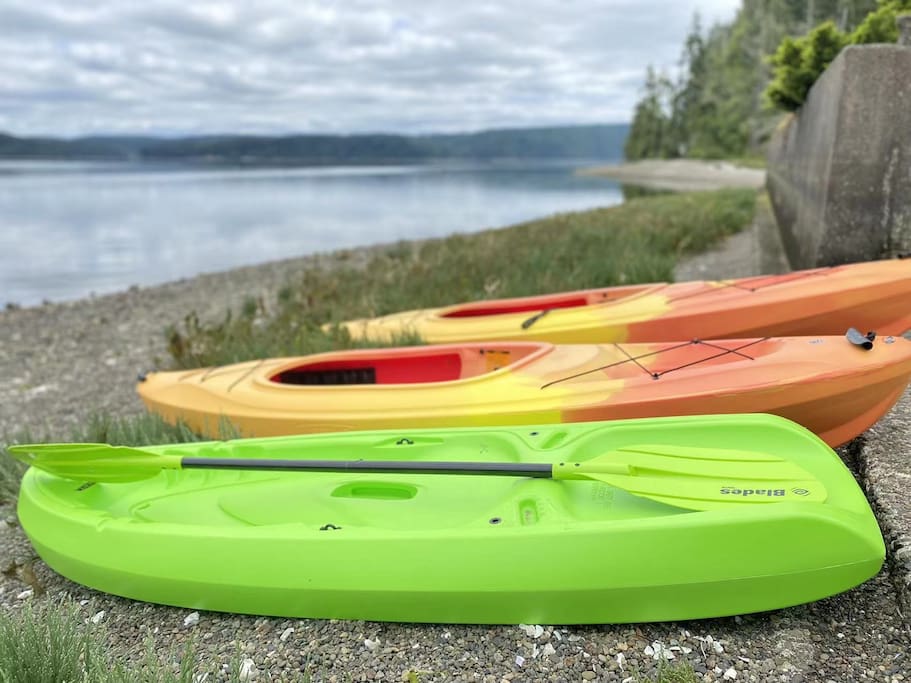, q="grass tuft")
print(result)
[0,601,250,682]
[0,601,107,683]
[638,659,701,683]
[73,413,222,447]
[0,446,27,505]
